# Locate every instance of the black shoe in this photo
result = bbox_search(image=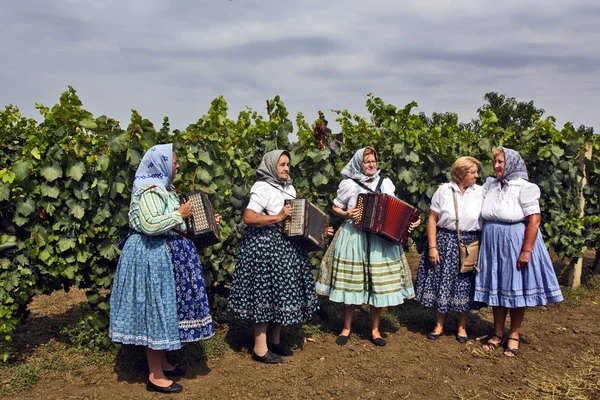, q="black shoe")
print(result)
[163,367,186,377]
[252,350,283,364]
[146,380,183,393]
[426,332,443,341]
[267,341,294,357]
[371,337,386,346]
[335,335,349,346]
[456,335,469,344]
